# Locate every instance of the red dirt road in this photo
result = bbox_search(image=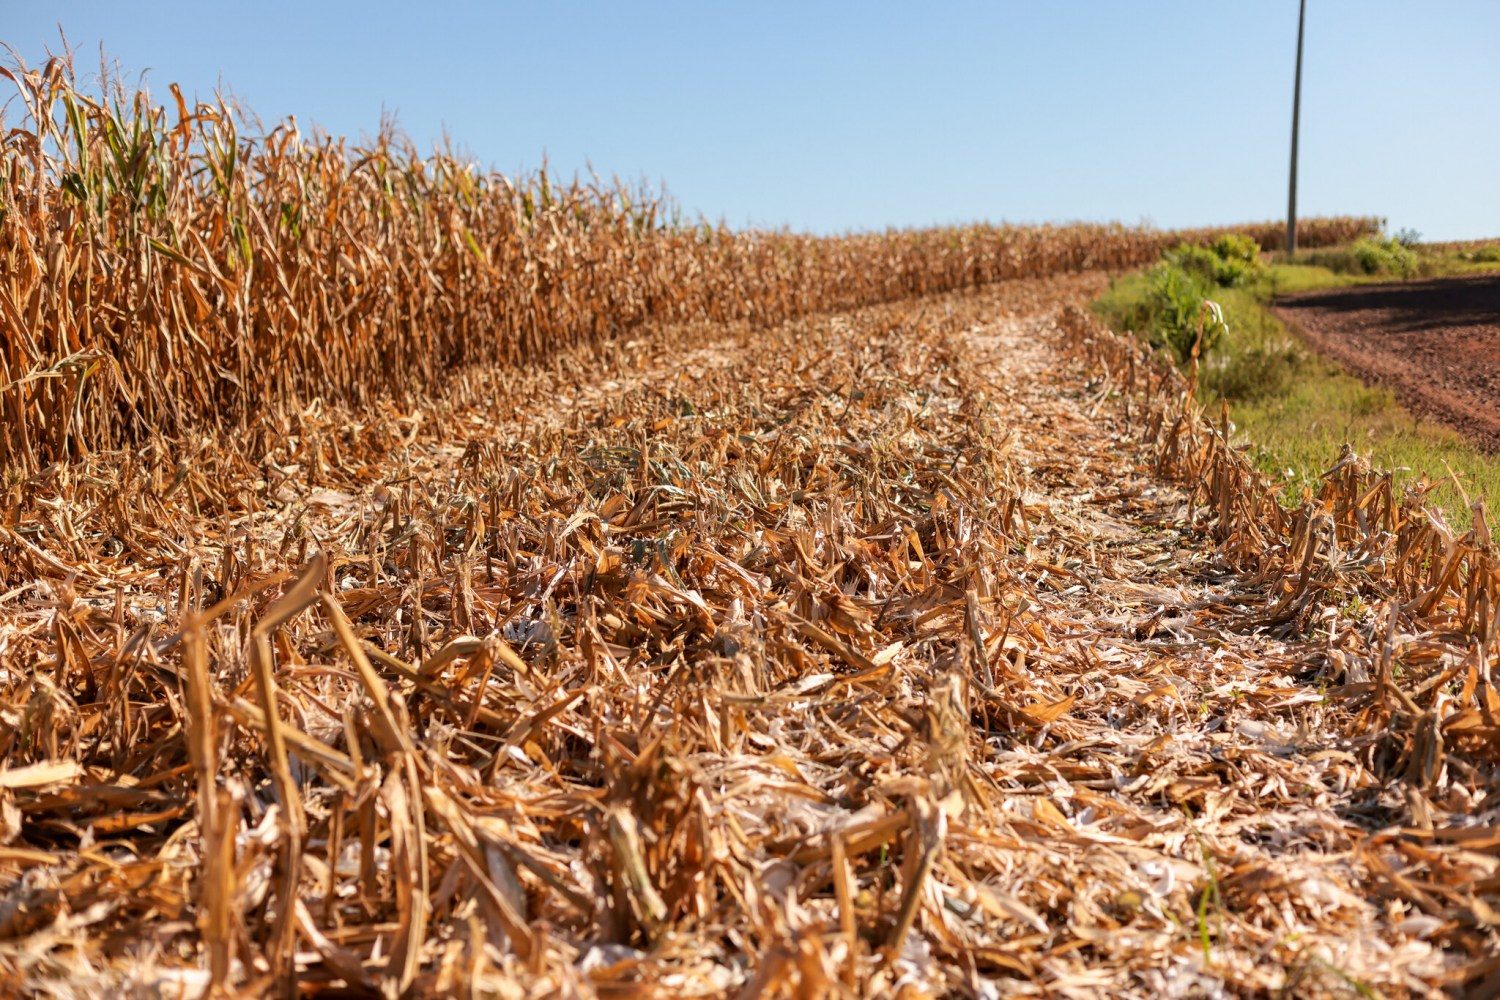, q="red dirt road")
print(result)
[1275,273,1500,452]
